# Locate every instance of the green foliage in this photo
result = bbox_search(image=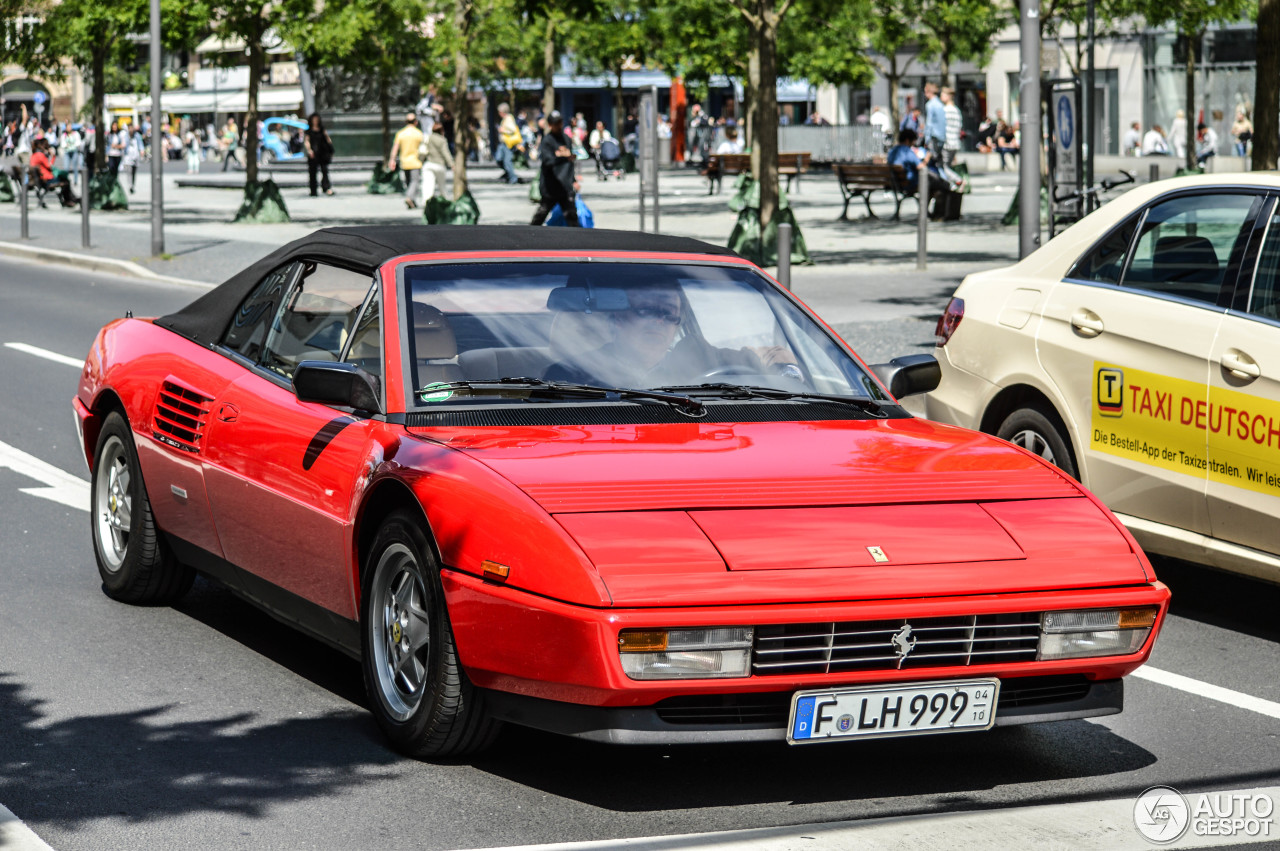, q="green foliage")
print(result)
[915,0,1007,80]
[780,0,877,88]
[646,0,750,84]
